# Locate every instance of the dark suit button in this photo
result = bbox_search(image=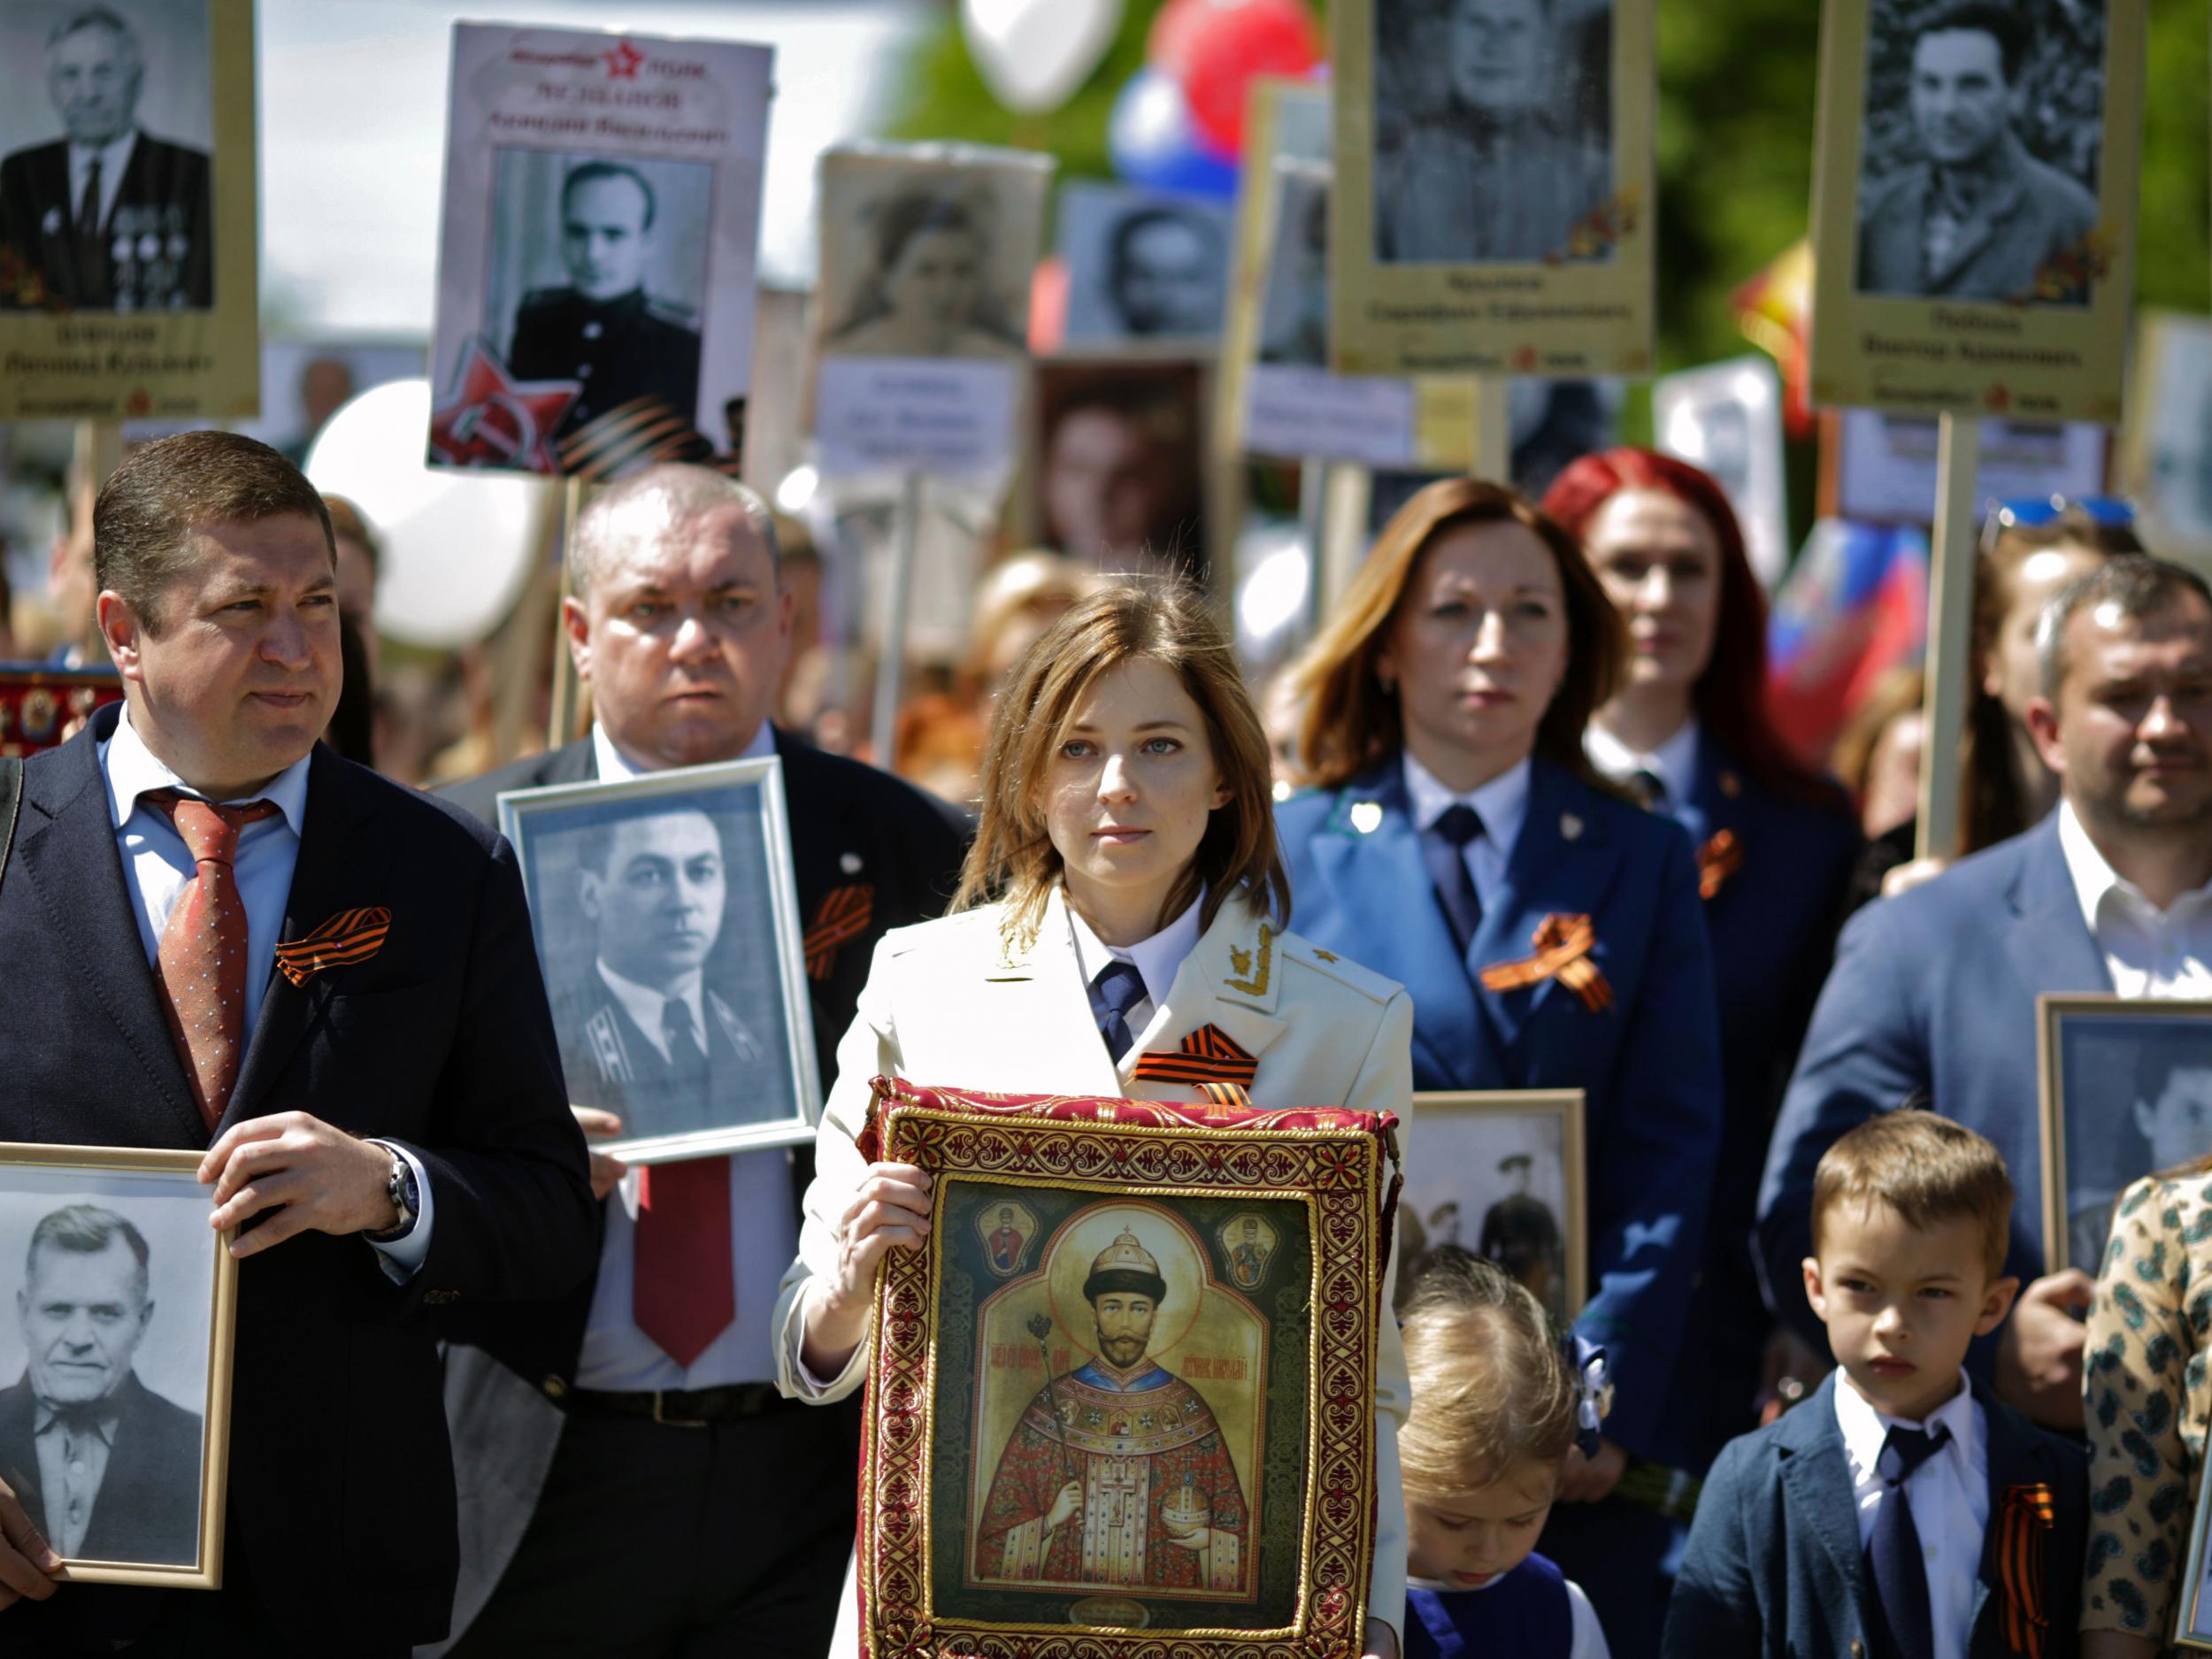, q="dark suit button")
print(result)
[543,1376,568,1401]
